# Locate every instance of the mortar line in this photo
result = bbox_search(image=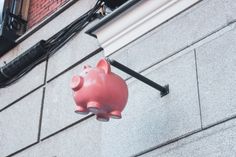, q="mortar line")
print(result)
[194,49,203,129]
[0,58,49,112]
[8,113,236,157]
[43,57,49,85]
[125,20,236,82]
[47,47,103,83]
[37,87,46,142]
[134,114,236,157]
[41,114,94,141]
[7,115,95,156]
[0,84,44,112]
[36,57,49,141]
[6,142,39,157]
